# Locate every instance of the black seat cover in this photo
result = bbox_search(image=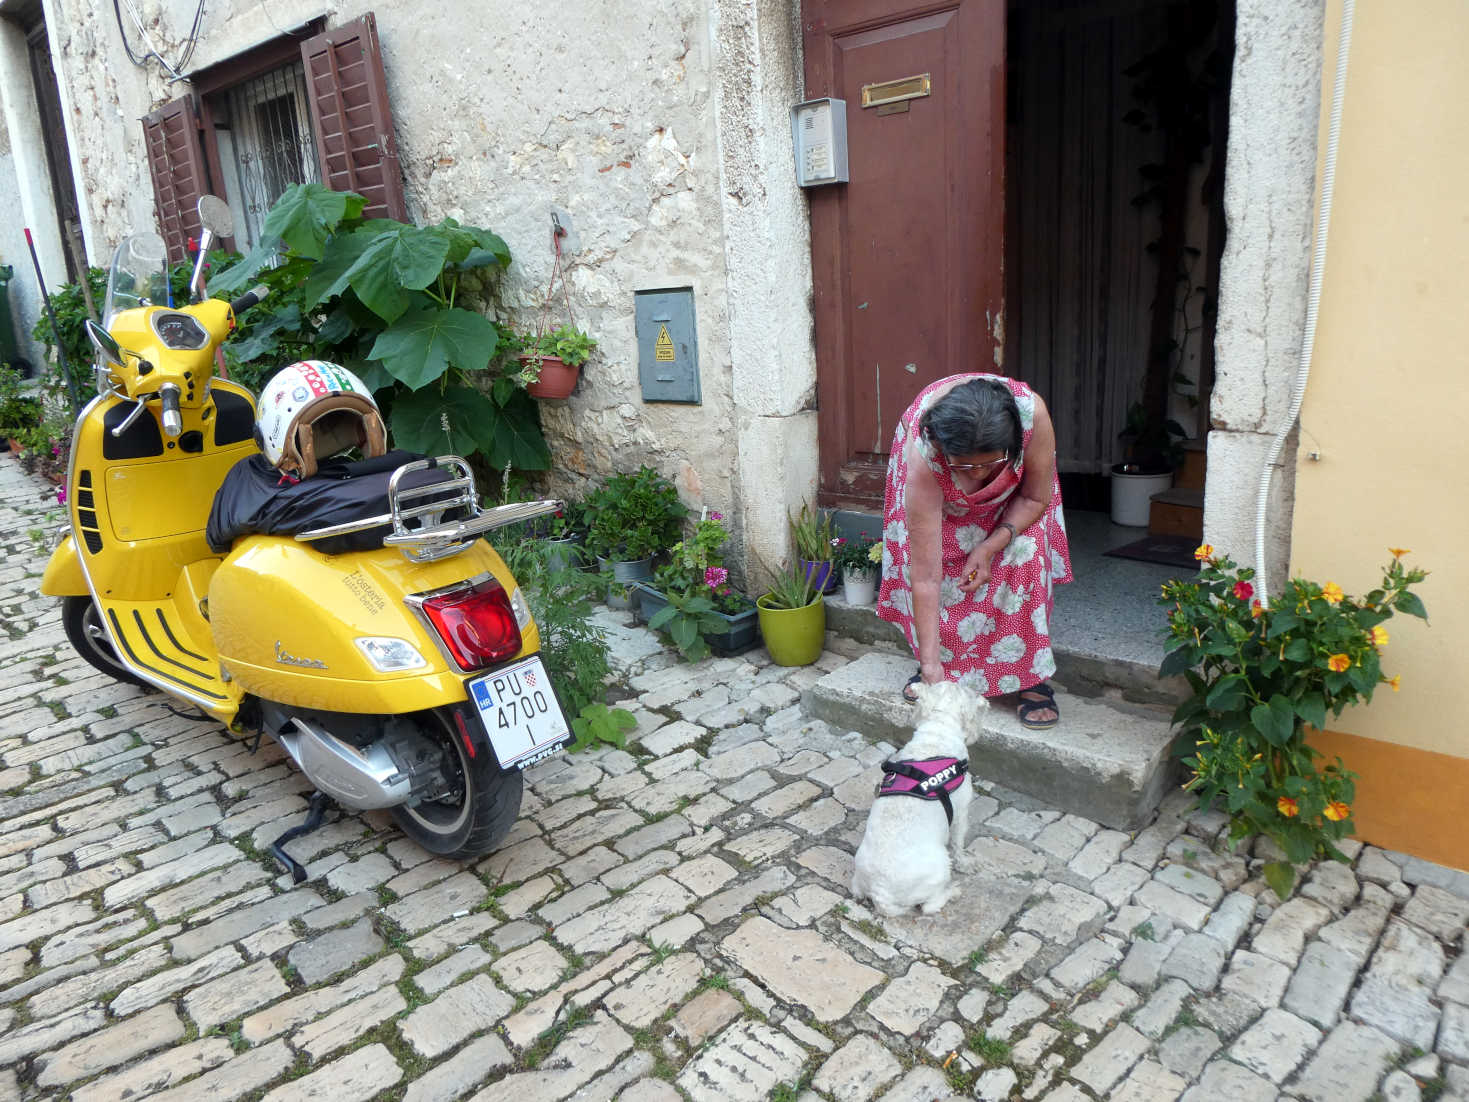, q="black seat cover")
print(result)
[206,450,465,555]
